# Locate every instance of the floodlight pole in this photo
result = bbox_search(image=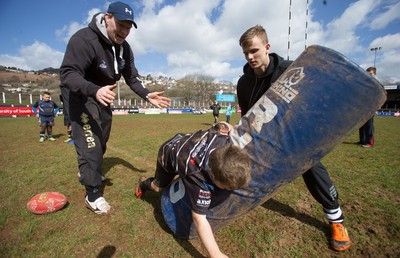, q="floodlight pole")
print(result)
[305,0,309,49]
[370,47,382,68]
[287,0,292,60]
